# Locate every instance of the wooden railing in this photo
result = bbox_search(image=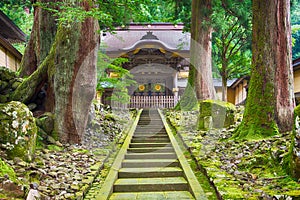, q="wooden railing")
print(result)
[109,96,180,109]
[130,96,180,108]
